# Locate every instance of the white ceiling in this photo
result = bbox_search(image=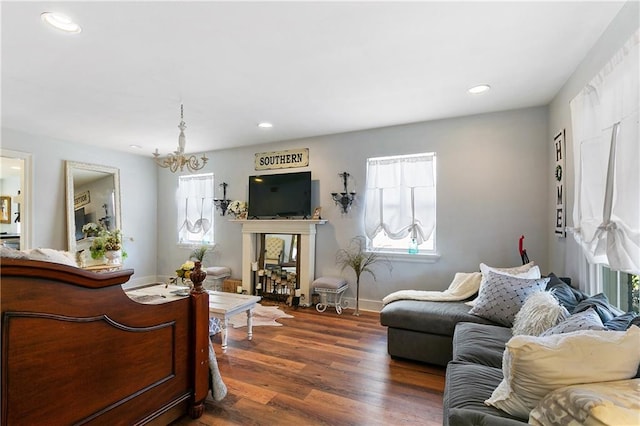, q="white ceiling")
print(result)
[1,1,625,157]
